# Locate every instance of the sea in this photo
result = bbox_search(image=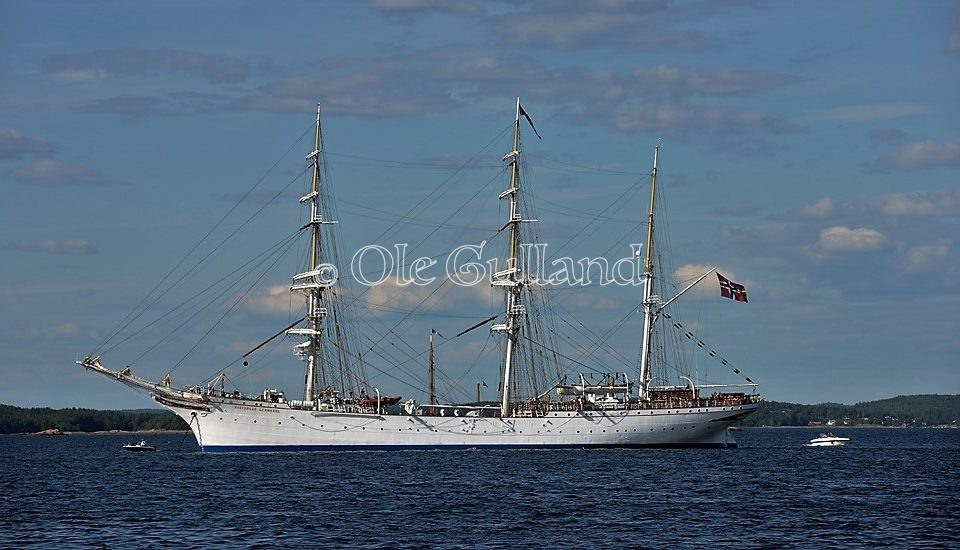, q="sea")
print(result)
[1,427,957,549]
